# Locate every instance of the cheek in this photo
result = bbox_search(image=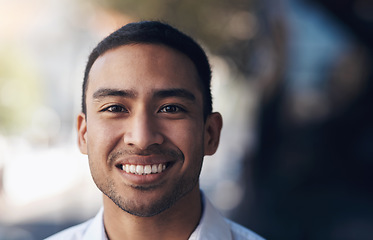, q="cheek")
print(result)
[86,119,123,154]
[86,120,122,183]
[166,121,205,161]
